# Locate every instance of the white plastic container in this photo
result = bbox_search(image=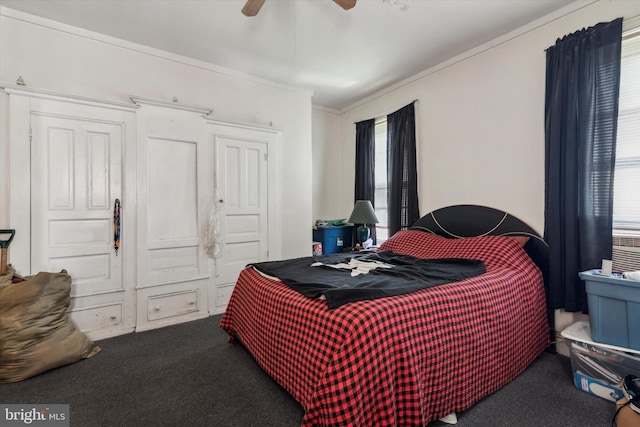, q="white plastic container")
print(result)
[561,321,640,402]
